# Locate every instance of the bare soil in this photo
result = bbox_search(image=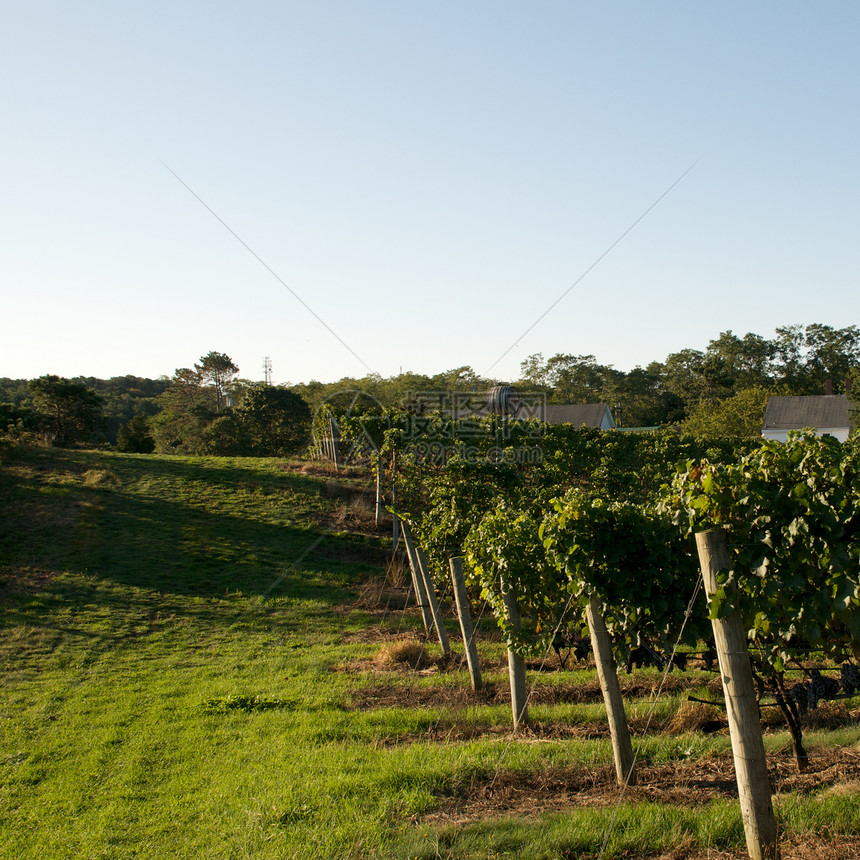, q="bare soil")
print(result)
[347,672,713,711]
[426,745,860,819]
[422,746,860,860]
